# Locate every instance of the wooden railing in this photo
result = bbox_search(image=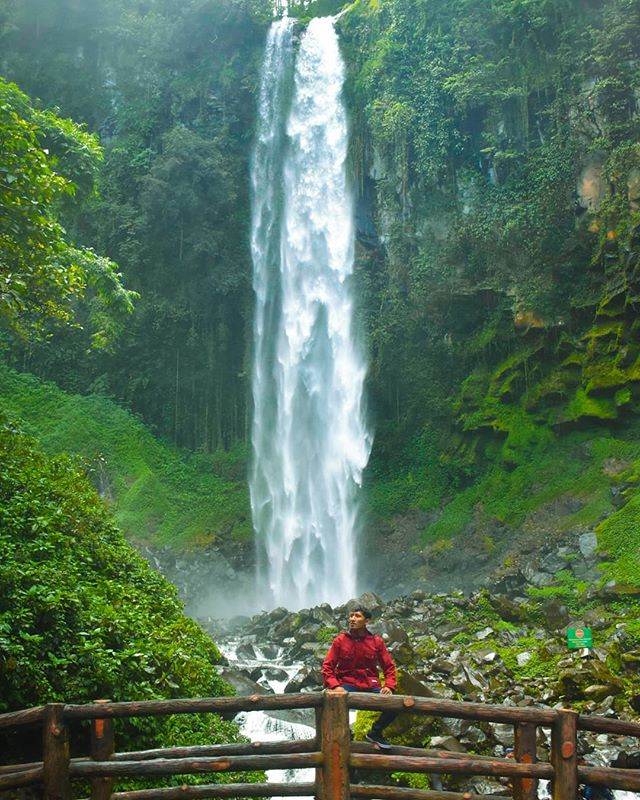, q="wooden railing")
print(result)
[1,692,640,800]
